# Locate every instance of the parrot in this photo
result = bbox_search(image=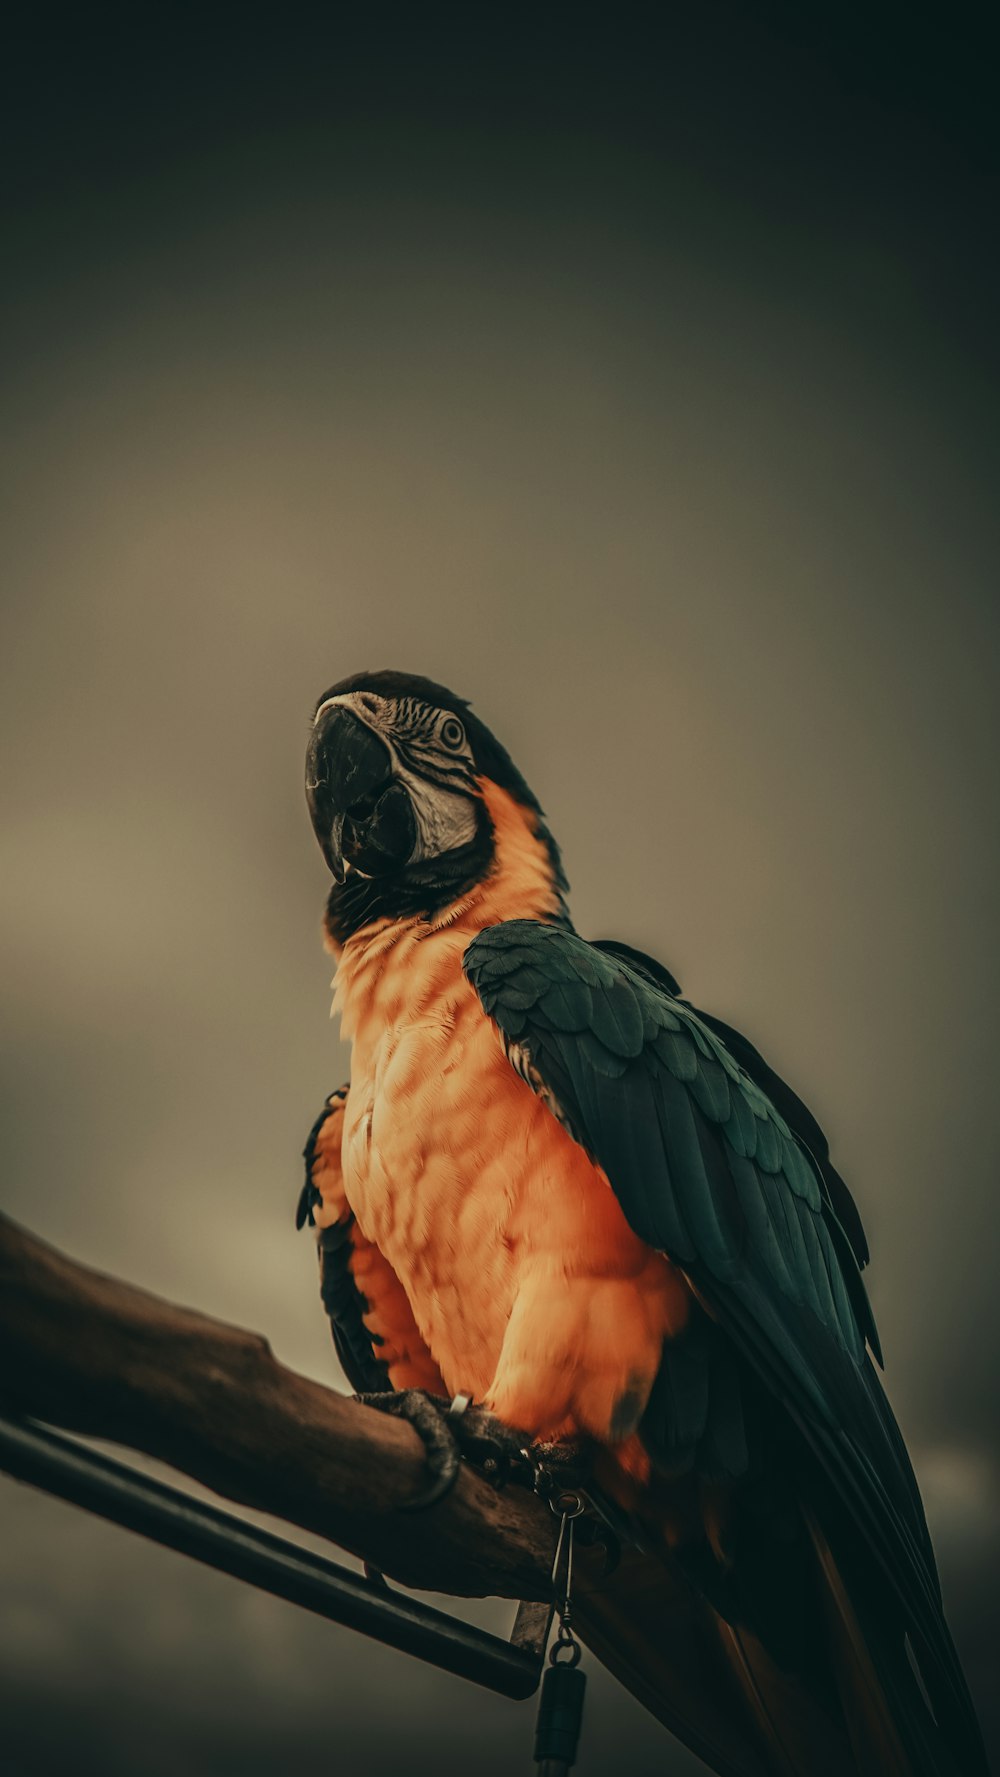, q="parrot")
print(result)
[297,668,987,1777]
